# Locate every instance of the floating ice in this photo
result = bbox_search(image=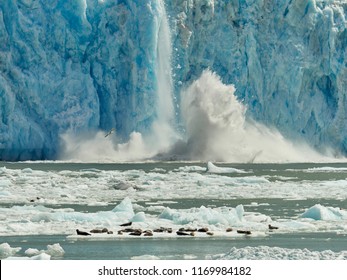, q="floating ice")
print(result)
[1,163,347,238]
[24,248,40,256]
[305,167,347,173]
[0,243,21,259]
[111,197,135,216]
[24,243,64,258]
[131,255,160,260]
[130,212,146,223]
[159,205,245,226]
[300,204,347,221]
[0,179,11,188]
[209,246,347,260]
[206,162,246,174]
[45,243,65,258]
[174,166,207,172]
[5,253,51,260]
